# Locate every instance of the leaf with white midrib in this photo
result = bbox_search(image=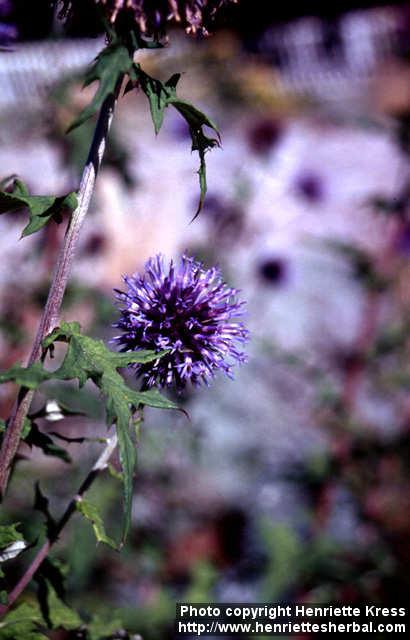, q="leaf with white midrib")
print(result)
[0,322,177,542]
